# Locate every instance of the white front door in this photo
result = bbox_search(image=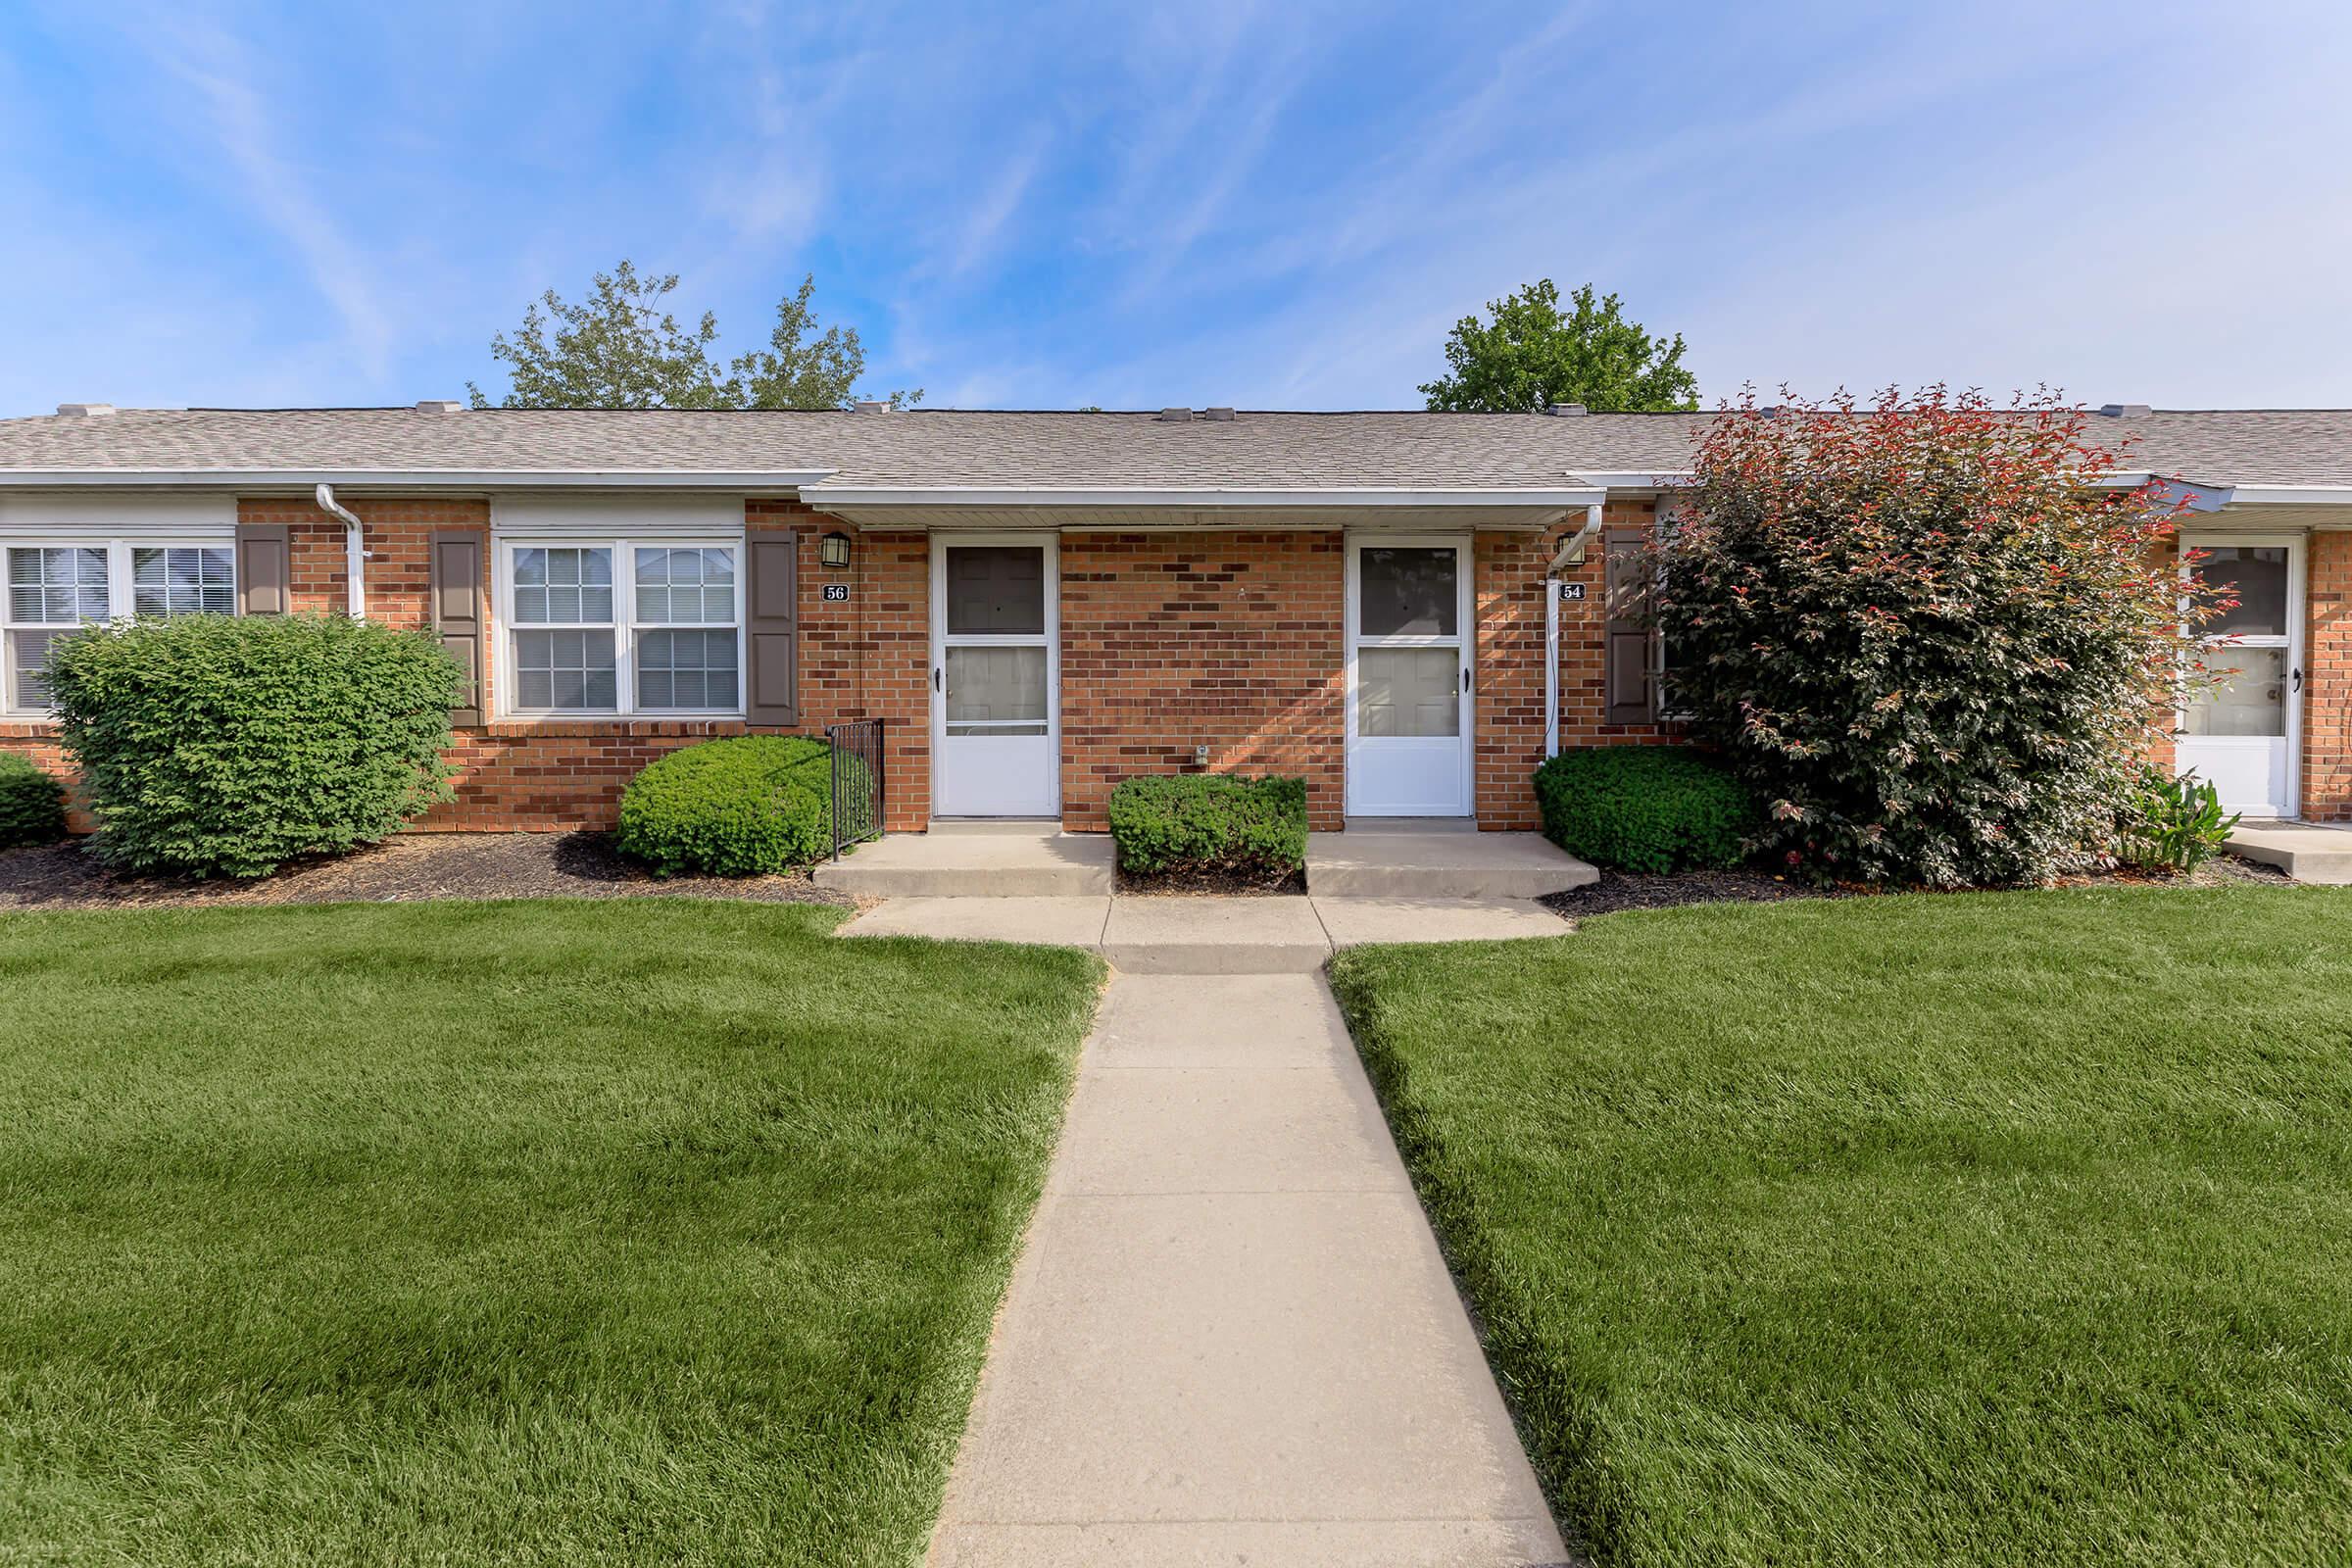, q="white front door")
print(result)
[932,538,1059,817]
[2179,534,2303,817]
[1346,537,1473,816]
